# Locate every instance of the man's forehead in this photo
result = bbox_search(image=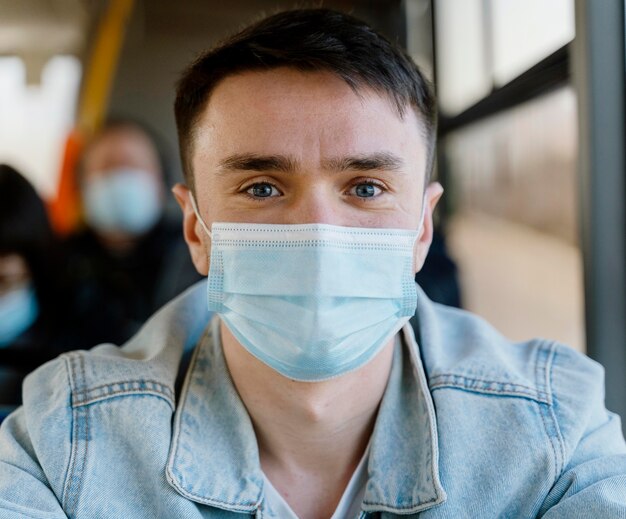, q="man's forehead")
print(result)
[198,68,418,128]
[192,68,425,164]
